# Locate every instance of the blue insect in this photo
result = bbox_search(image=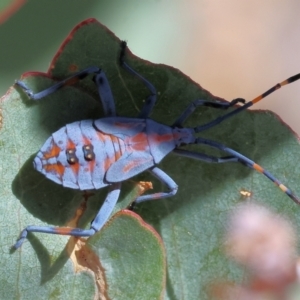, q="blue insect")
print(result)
[13,41,300,249]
